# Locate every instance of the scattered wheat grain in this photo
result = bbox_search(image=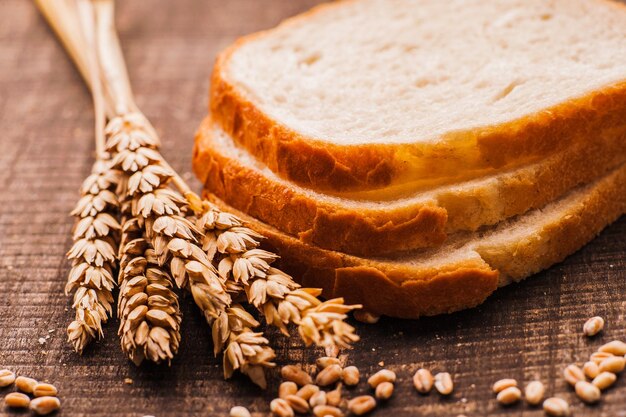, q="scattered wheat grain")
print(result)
[296,384,319,401]
[309,390,327,408]
[312,404,344,417]
[33,383,58,397]
[4,392,30,409]
[316,357,340,370]
[543,397,569,417]
[598,340,626,356]
[563,364,585,386]
[434,372,453,395]
[583,316,604,337]
[413,368,433,394]
[590,351,614,365]
[375,381,394,400]
[316,364,342,387]
[367,369,396,388]
[492,378,517,393]
[524,381,544,406]
[0,369,16,387]
[15,376,38,394]
[281,365,312,386]
[583,361,600,379]
[592,371,617,390]
[230,406,251,417]
[348,395,376,415]
[599,356,625,373]
[574,380,601,404]
[270,398,294,417]
[496,386,521,405]
[326,383,342,407]
[286,394,310,414]
[30,396,61,416]
[279,381,298,399]
[341,366,359,386]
